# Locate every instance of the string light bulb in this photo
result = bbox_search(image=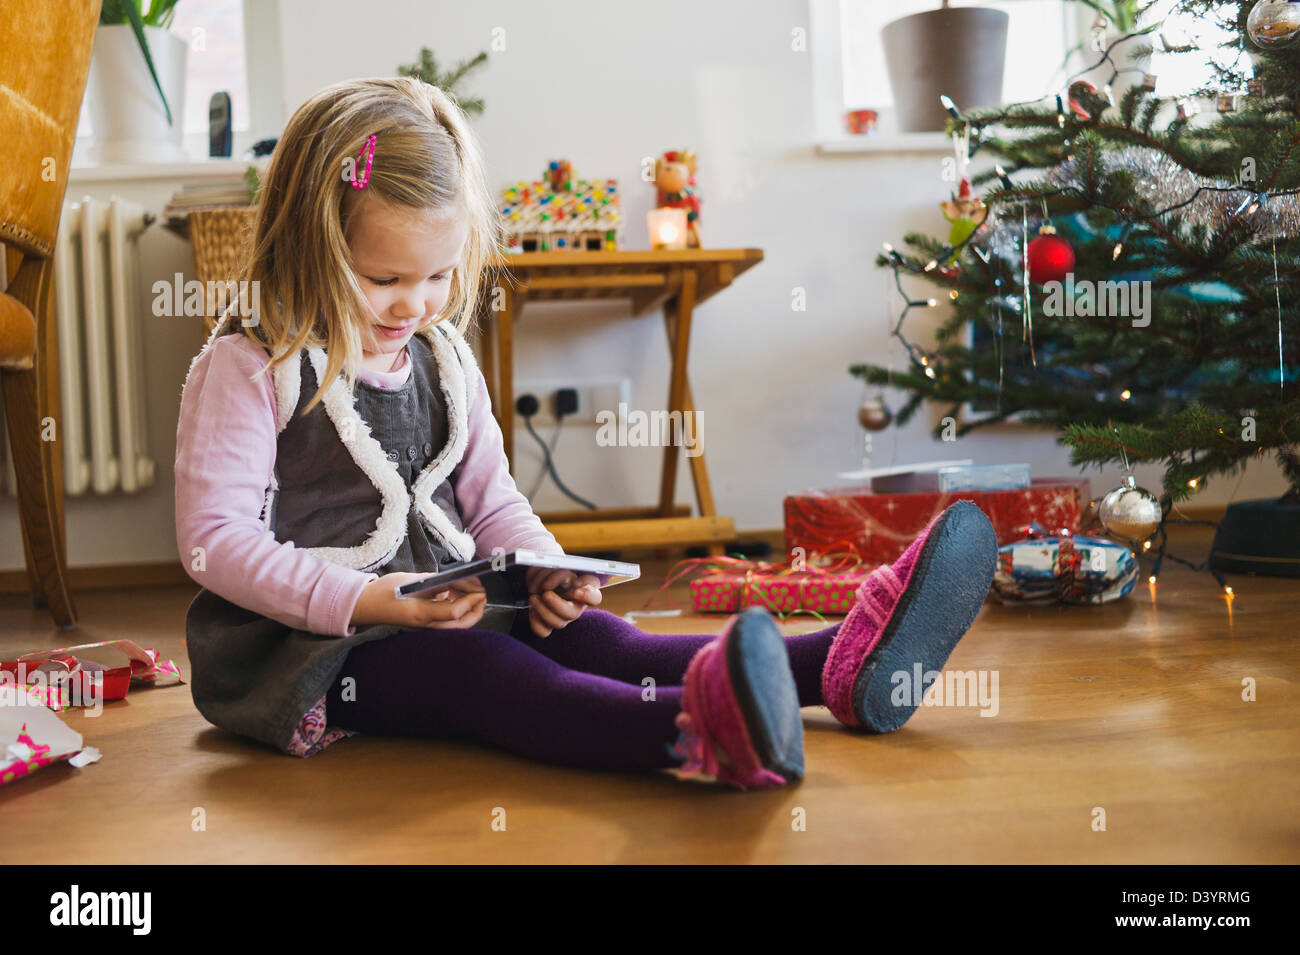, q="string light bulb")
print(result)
[924,366,937,379]
[1223,585,1234,597]
[1142,540,1151,551]
[926,297,938,307]
[1113,241,1123,260]
[924,259,938,272]
[949,289,959,300]
[1121,389,1132,401]
[939,94,960,120]
[1188,478,1199,489]
[1148,575,1157,584]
